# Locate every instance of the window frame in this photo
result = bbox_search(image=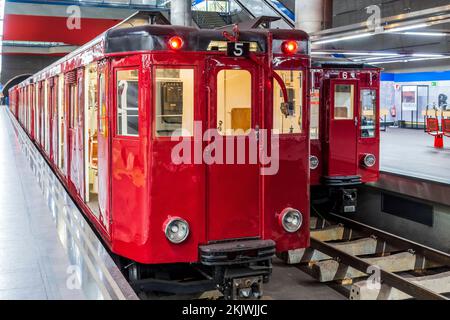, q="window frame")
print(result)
[153,65,196,140]
[272,68,304,135]
[360,87,378,140]
[333,83,355,121]
[114,67,140,138]
[310,88,320,140]
[216,67,253,137]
